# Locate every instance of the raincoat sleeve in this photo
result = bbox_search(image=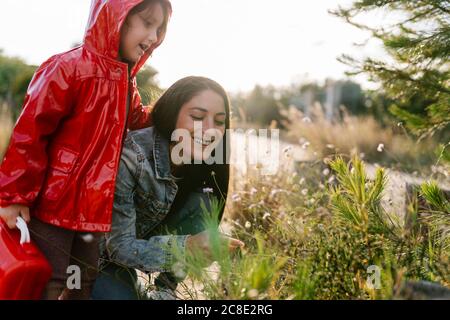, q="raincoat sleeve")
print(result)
[0,56,75,208]
[104,140,189,273]
[128,79,153,131]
